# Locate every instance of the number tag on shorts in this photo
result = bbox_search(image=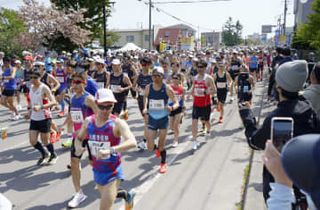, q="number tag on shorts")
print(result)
[149,99,165,110]
[88,141,110,158]
[57,76,64,83]
[70,110,84,123]
[97,82,104,89]
[111,85,121,93]
[217,82,226,89]
[194,87,205,96]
